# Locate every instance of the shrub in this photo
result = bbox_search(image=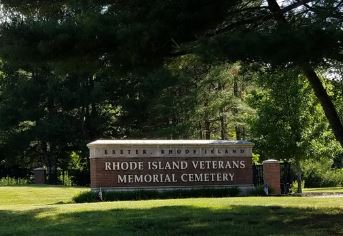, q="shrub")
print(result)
[58,171,73,186]
[0,177,30,186]
[73,187,241,203]
[320,169,343,187]
[302,158,343,187]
